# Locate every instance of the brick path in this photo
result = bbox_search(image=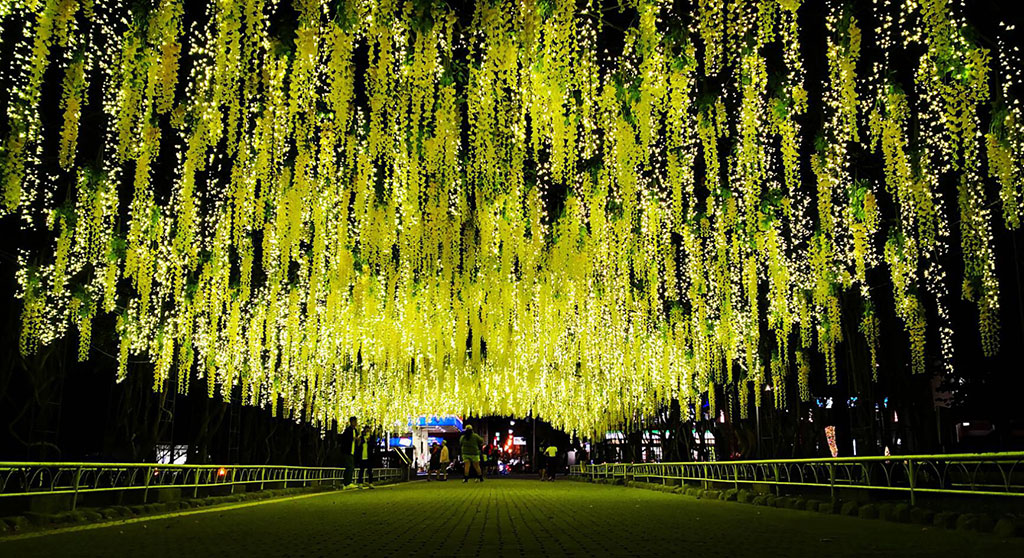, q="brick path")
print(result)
[2,479,1021,557]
